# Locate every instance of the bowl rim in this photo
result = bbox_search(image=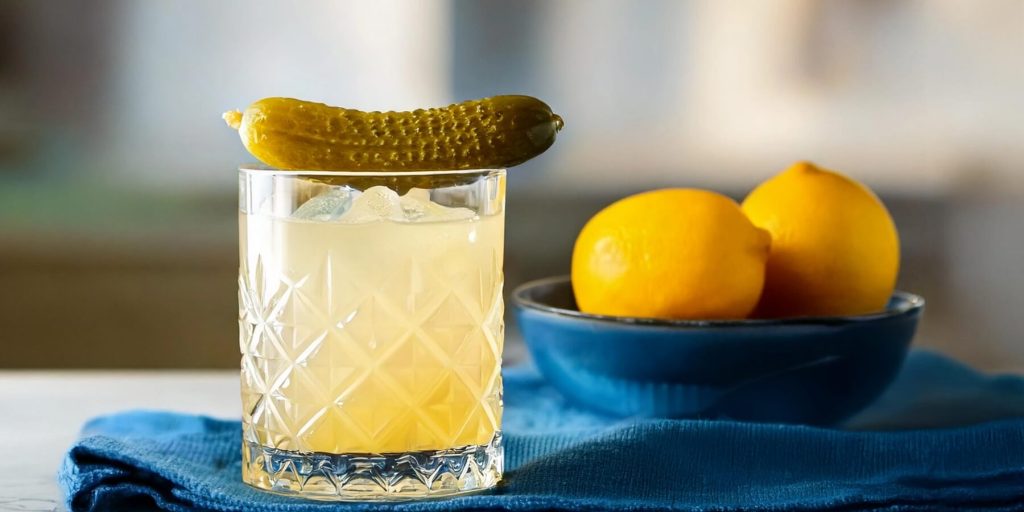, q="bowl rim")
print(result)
[512,275,925,328]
